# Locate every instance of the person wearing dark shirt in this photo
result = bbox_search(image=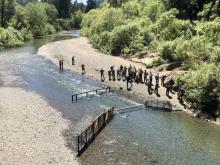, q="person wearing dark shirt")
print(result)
[72,56,75,65]
[100,68,105,82]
